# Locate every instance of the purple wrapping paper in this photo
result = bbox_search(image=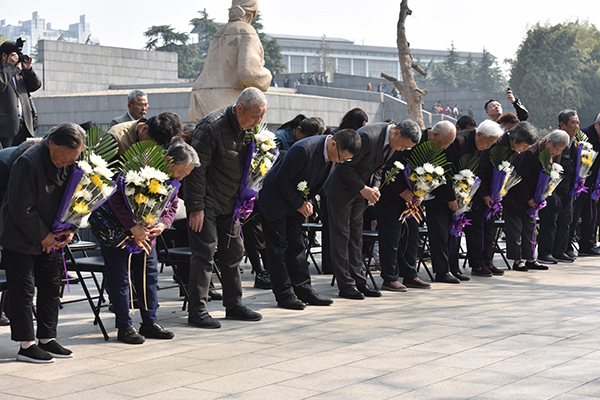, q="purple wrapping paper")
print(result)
[52,167,85,236]
[527,169,551,219]
[592,172,600,201]
[570,145,585,197]
[233,141,257,222]
[484,168,506,220]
